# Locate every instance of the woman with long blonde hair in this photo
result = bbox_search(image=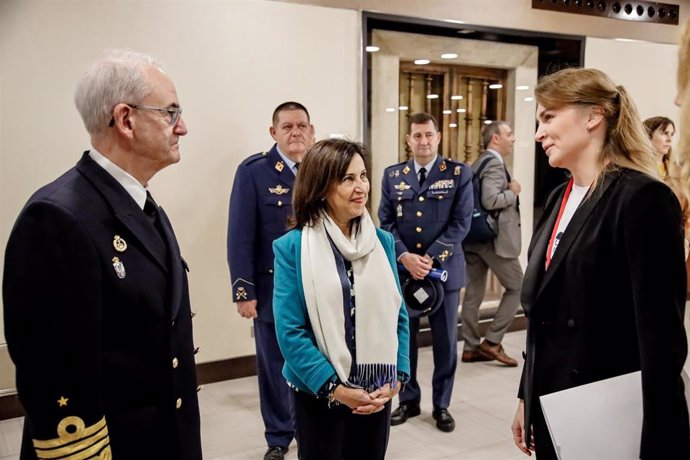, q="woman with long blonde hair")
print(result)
[511,67,690,459]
